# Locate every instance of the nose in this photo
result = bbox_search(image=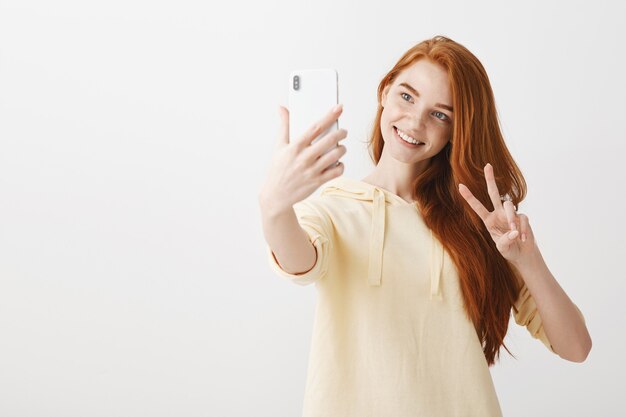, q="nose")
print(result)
[405,105,428,133]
